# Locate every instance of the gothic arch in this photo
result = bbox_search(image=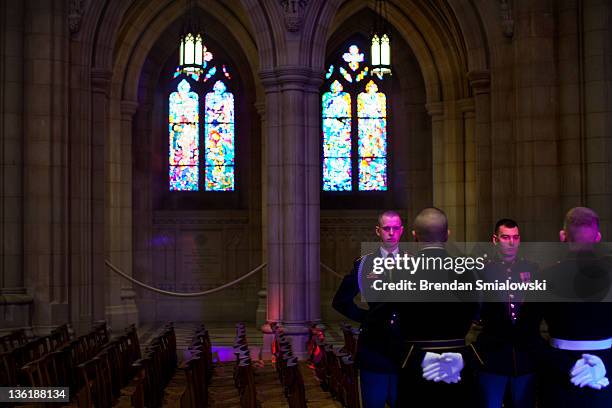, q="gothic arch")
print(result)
[329,0,490,103]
